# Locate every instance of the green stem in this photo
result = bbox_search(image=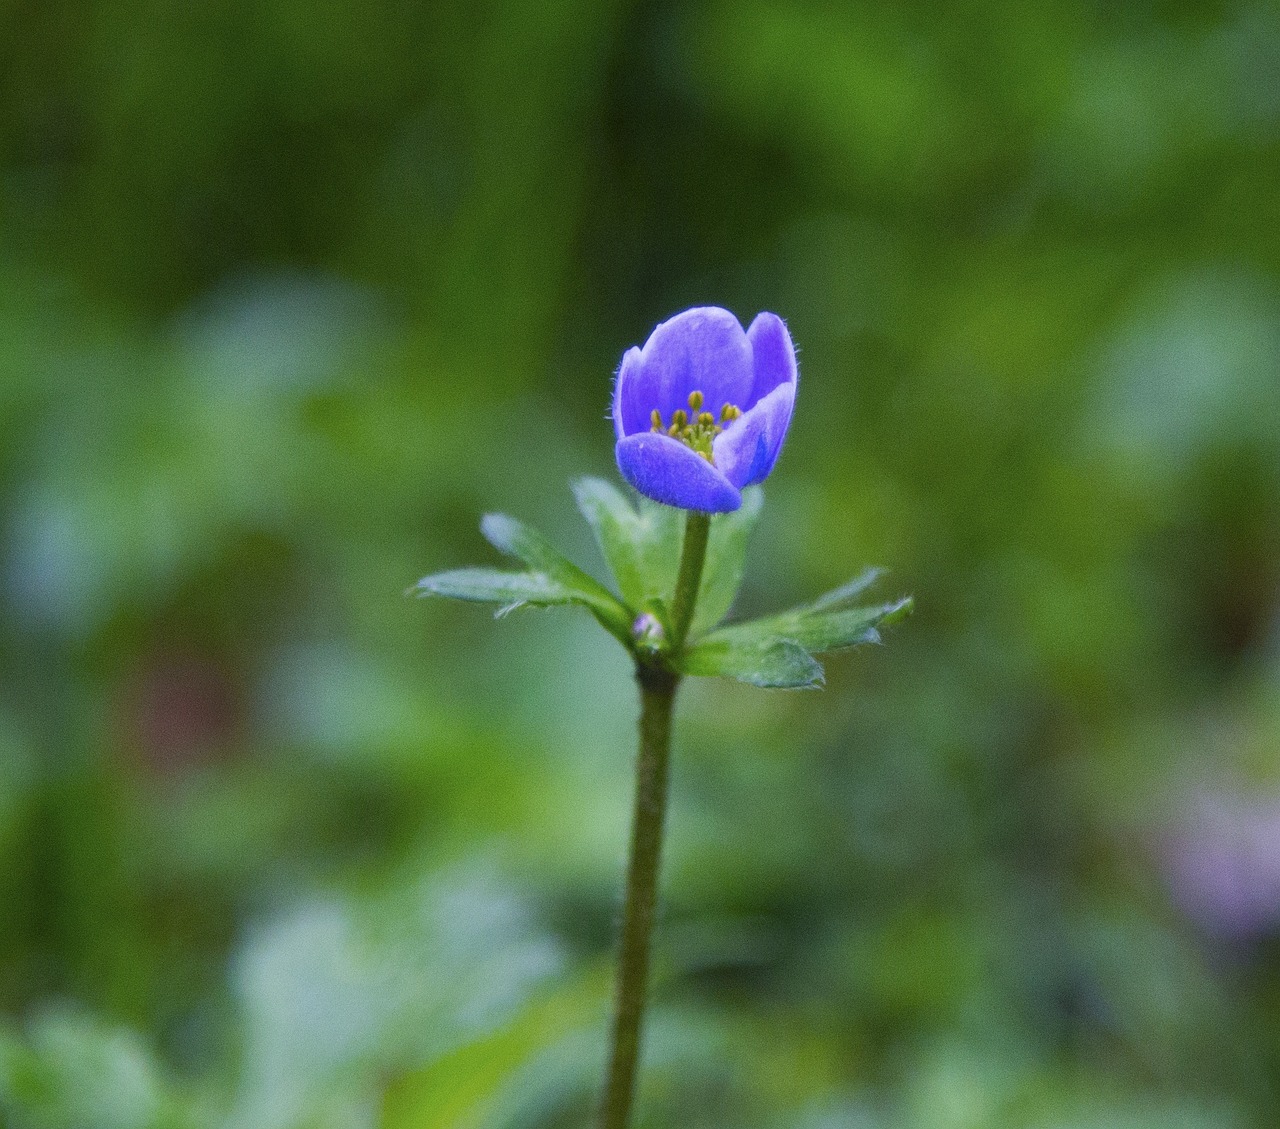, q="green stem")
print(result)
[598,662,676,1129]
[667,511,711,650]
[599,511,711,1129]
